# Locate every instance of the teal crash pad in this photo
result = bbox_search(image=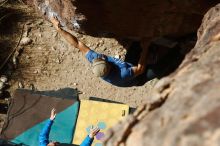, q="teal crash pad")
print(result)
[1,89,79,146]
